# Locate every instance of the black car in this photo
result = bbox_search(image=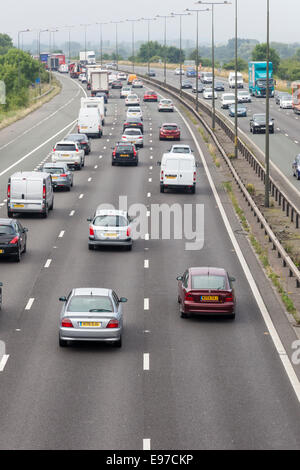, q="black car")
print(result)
[111,80,123,89]
[112,143,139,166]
[181,80,193,89]
[0,218,28,262]
[123,117,144,134]
[250,114,275,134]
[95,92,108,104]
[146,70,156,77]
[215,81,225,91]
[65,134,91,155]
